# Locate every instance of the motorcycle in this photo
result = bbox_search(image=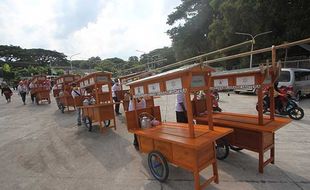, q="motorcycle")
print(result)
[256,86,304,120]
